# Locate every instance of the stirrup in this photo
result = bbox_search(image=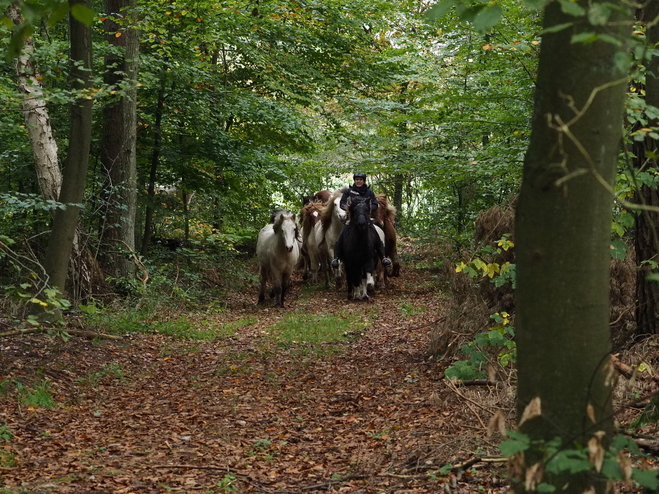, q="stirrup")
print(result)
[331,258,340,269]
